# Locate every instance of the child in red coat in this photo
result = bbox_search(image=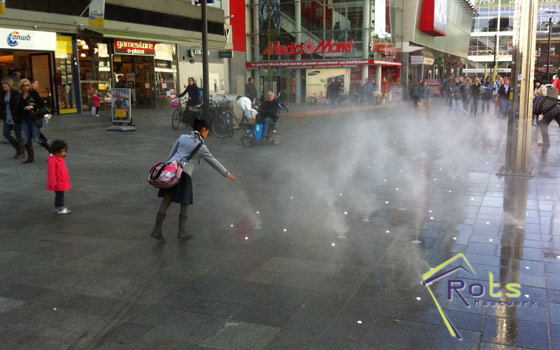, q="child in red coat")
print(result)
[47,140,71,214]
[92,90,101,117]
